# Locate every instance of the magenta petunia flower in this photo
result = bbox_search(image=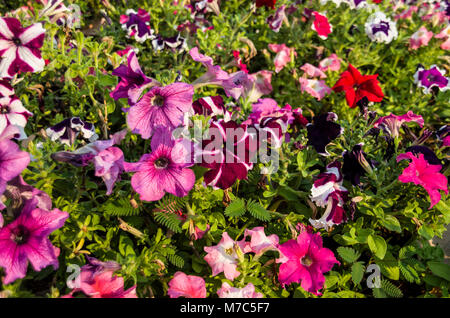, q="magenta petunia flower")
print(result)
[204,232,246,281]
[120,8,154,43]
[276,230,339,295]
[124,127,195,202]
[397,152,448,209]
[268,43,296,73]
[126,82,194,139]
[373,111,424,139]
[78,271,137,298]
[409,26,433,50]
[110,51,157,105]
[93,147,125,195]
[0,79,14,97]
[0,18,46,78]
[0,96,32,137]
[0,198,68,284]
[217,282,263,298]
[167,271,206,298]
[311,12,332,40]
